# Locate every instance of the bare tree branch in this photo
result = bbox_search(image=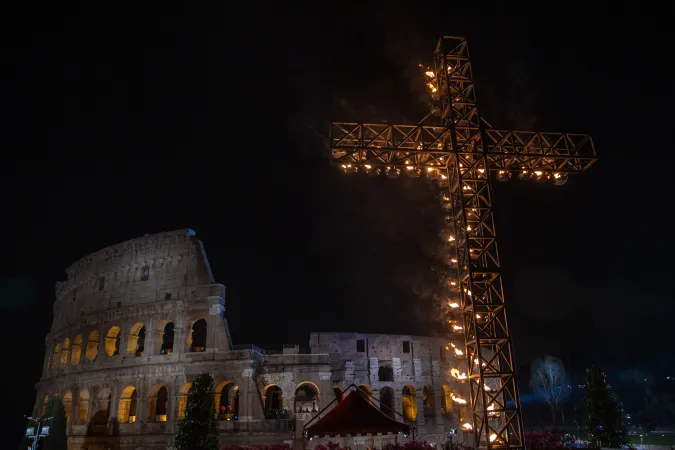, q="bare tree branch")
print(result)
[530,355,571,422]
